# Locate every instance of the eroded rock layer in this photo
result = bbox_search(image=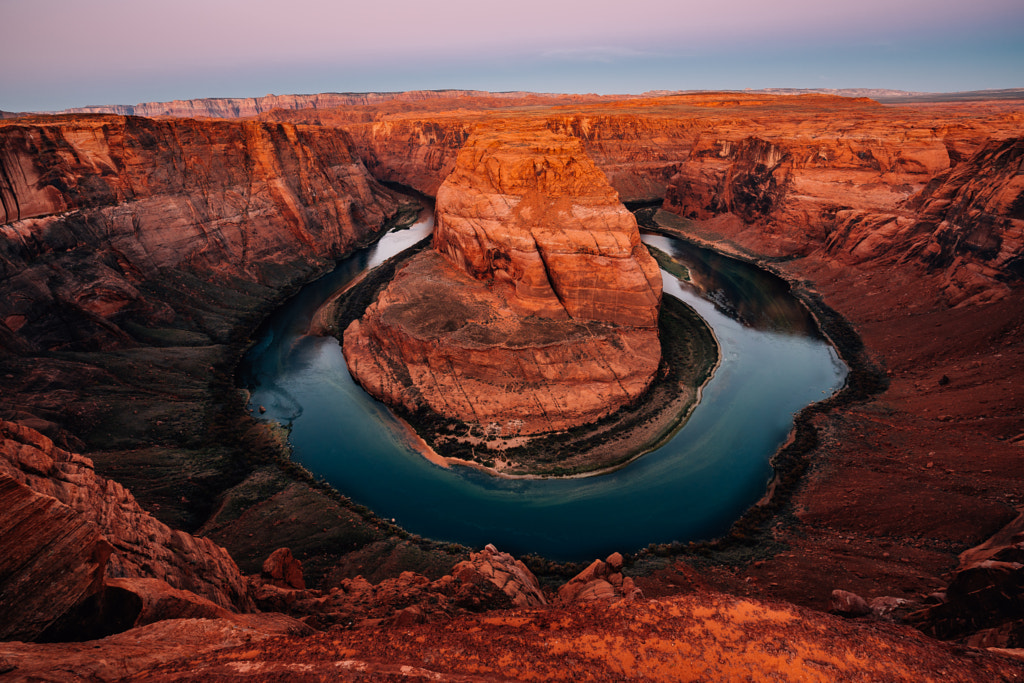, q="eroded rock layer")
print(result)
[344,129,662,435]
[0,115,401,352]
[0,420,253,641]
[433,129,662,325]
